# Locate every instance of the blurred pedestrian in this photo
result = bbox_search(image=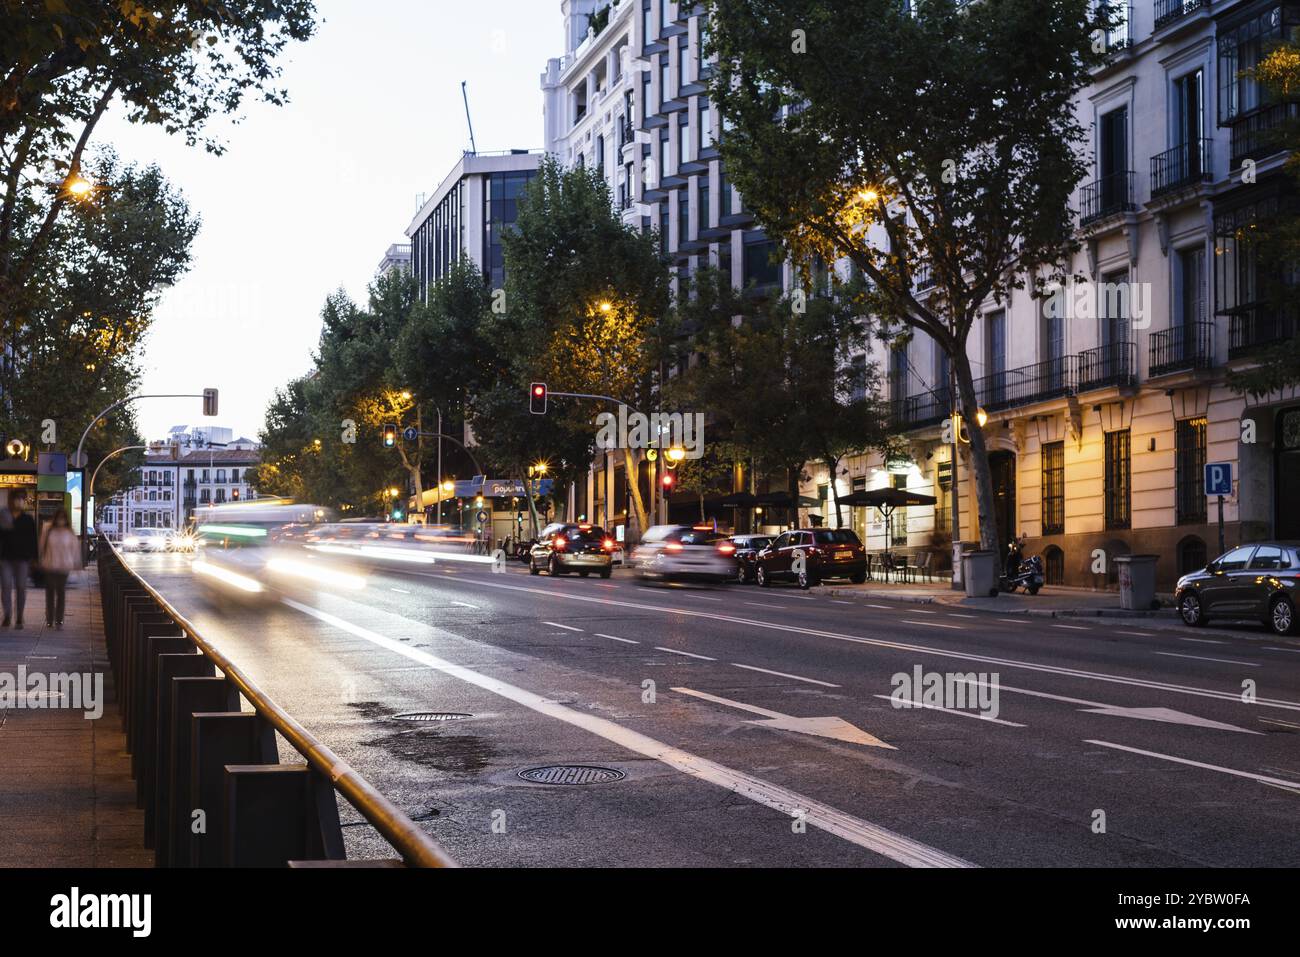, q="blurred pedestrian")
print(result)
[1,491,37,629]
[39,509,79,630]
